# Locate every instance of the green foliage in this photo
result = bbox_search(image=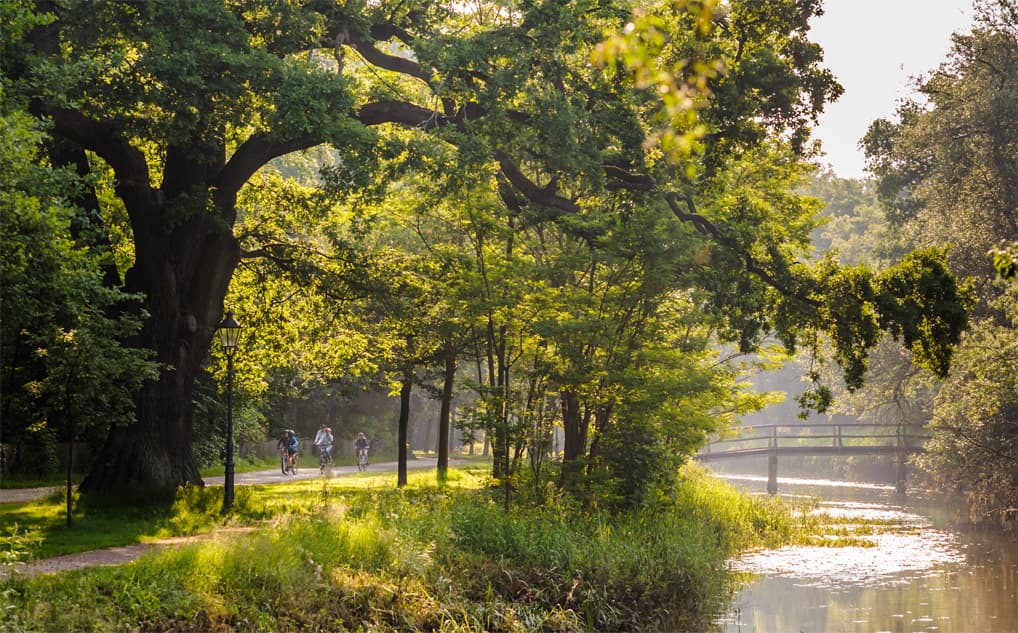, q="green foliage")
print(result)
[990,243,1018,280]
[592,0,720,163]
[916,295,1018,528]
[1,0,972,508]
[873,249,969,378]
[864,0,1017,300]
[0,103,157,475]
